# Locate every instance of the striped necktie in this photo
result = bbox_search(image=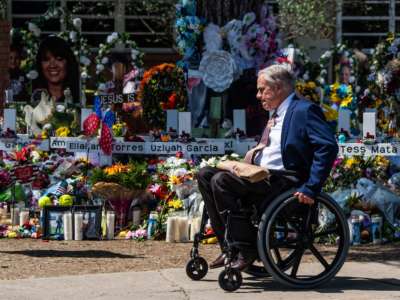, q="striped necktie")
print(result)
[244,111,278,164]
